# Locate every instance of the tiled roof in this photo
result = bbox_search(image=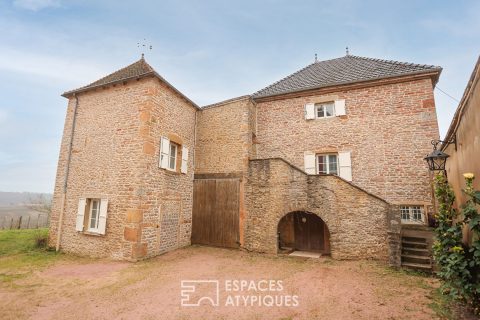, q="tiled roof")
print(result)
[62,57,199,109]
[252,55,442,99]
